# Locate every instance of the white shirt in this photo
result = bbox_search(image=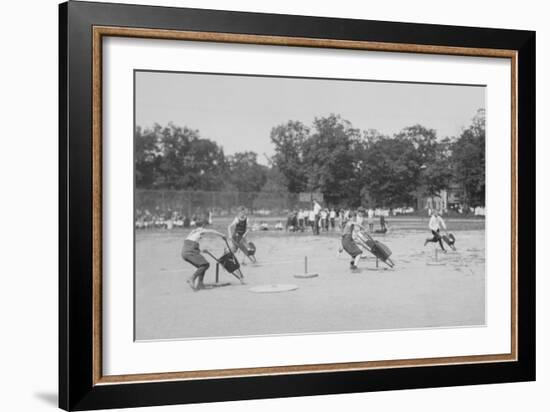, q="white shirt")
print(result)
[329,210,336,218]
[313,202,322,215]
[186,227,206,242]
[308,211,315,220]
[428,215,446,231]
